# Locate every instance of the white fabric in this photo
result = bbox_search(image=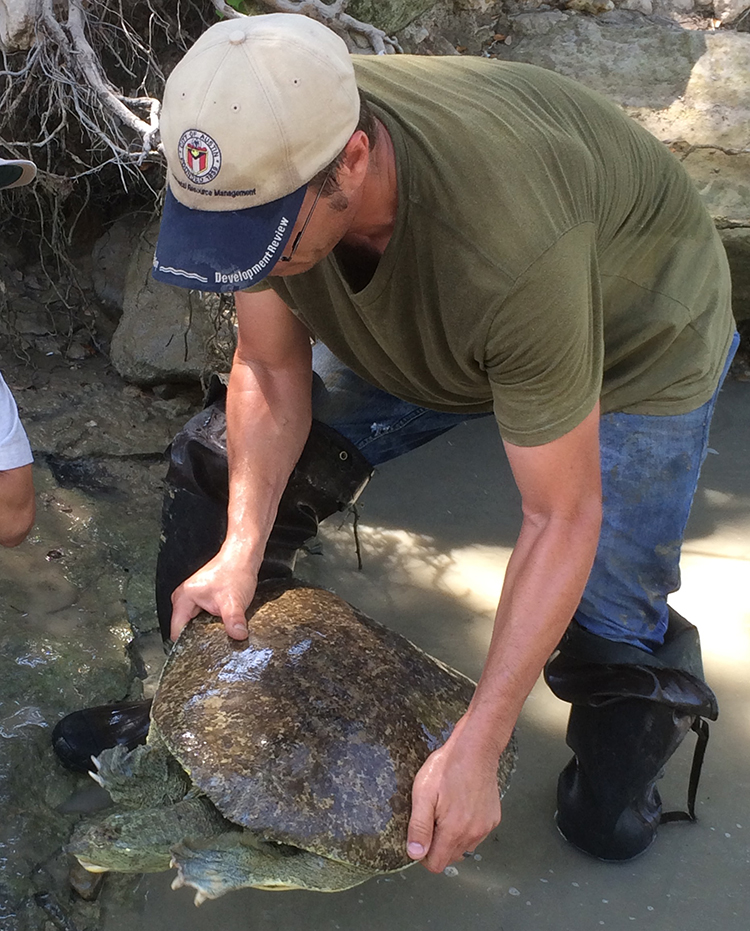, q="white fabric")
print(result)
[0,157,36,188]
[0,371,33,469]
